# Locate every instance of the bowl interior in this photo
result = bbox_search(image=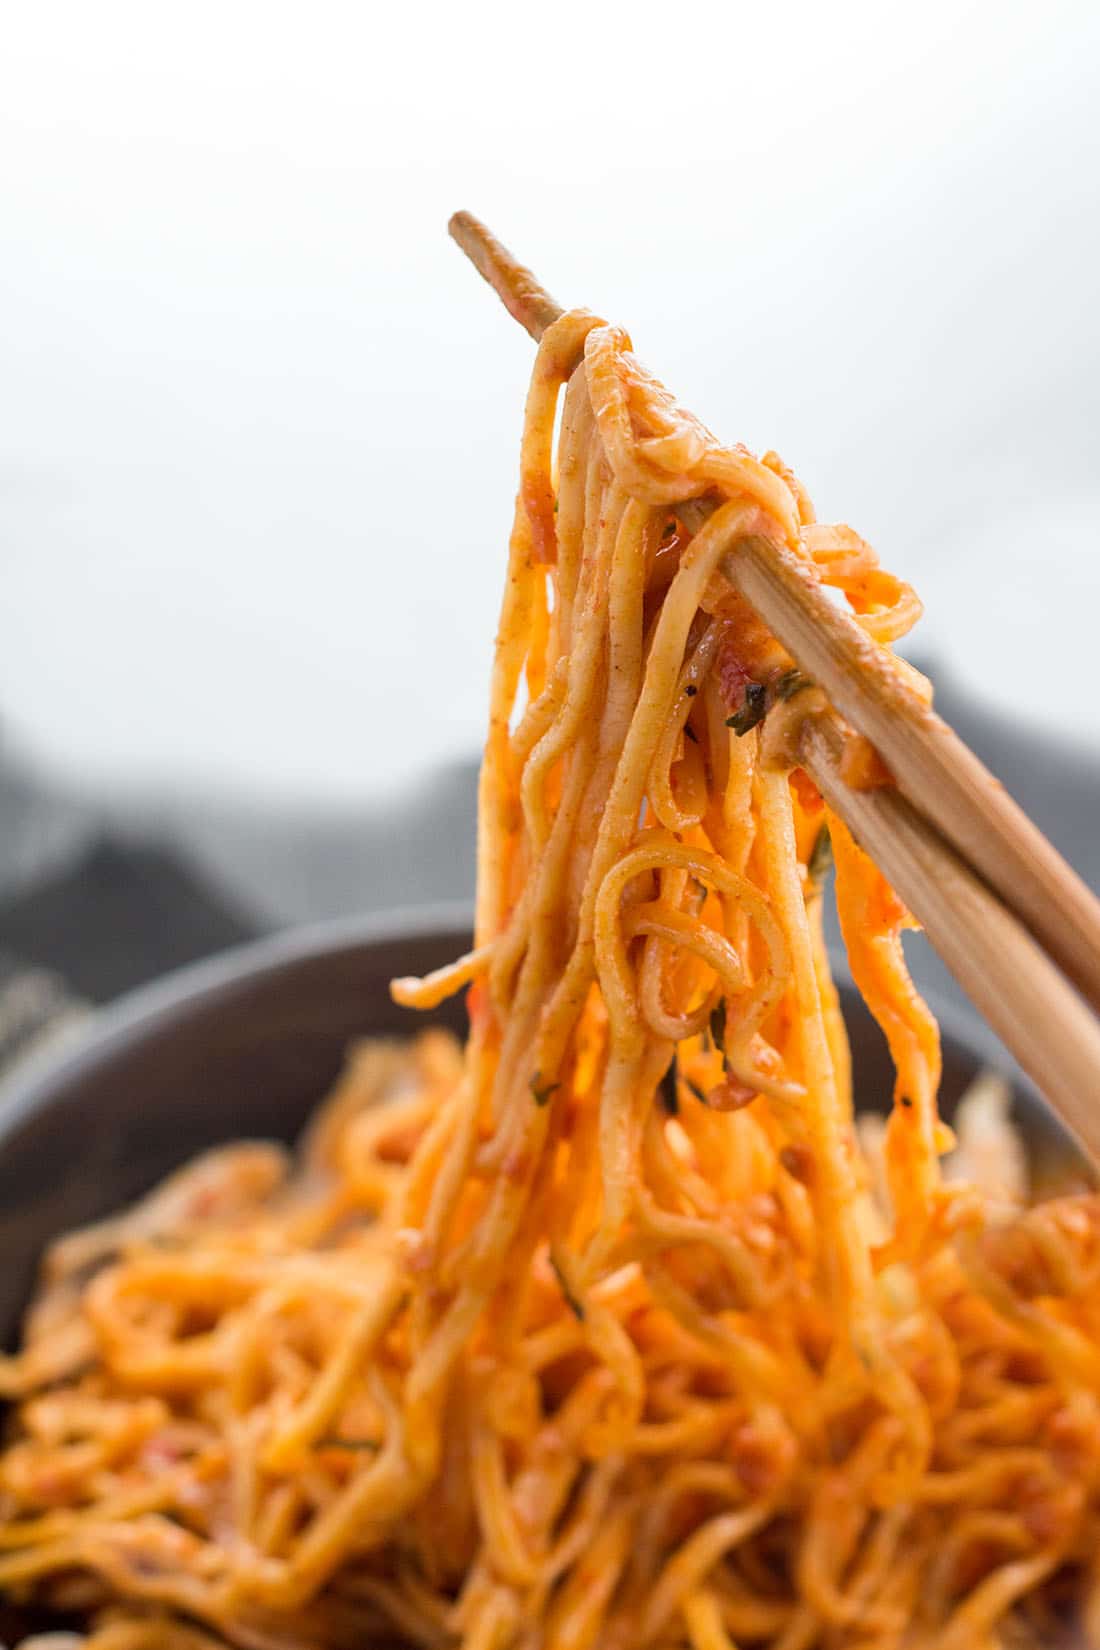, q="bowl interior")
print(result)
[0,917,1084,1350]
